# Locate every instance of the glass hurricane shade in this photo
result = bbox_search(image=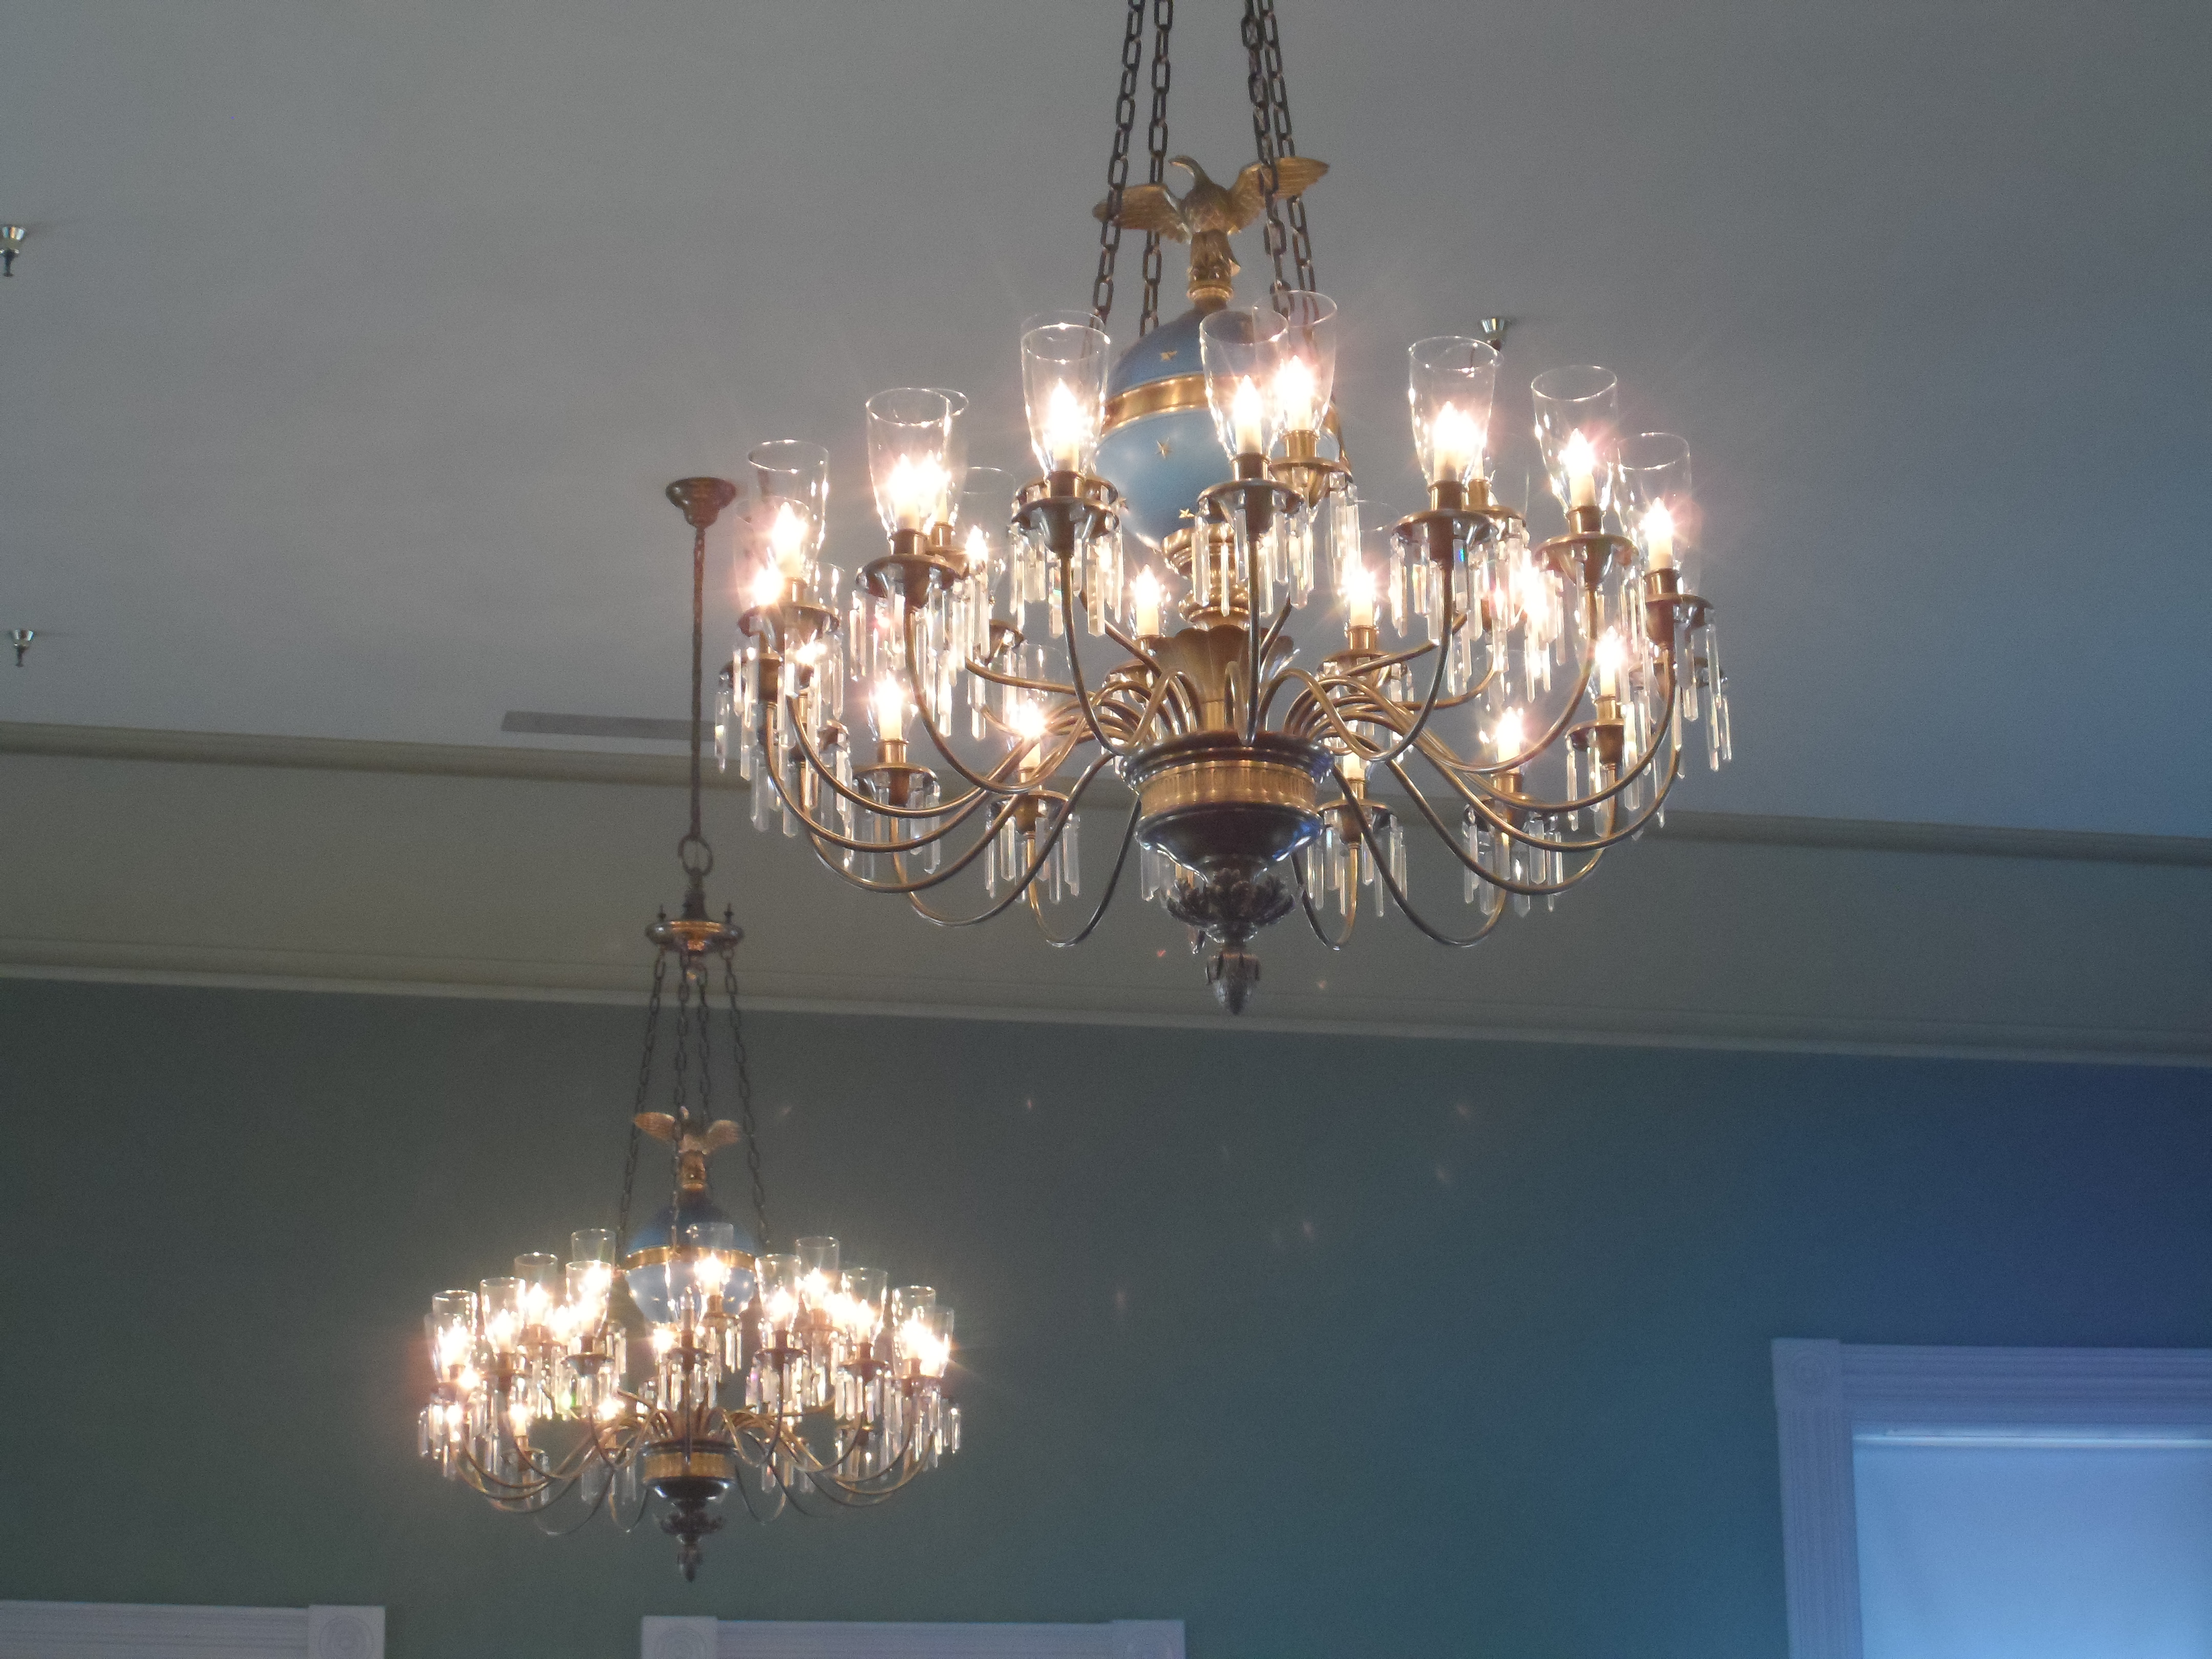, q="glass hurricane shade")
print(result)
[1022,313,1112,476]
[1273,290,1338,435]
[1199,306,1288,459]
[1530,364,1620,513]
[748,440,830,573]
[1408,336,1500,487]
[866,389,959,534]
[1617,432,1694,571]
